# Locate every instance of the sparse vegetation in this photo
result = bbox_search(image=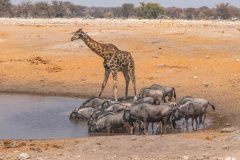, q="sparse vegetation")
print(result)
[0,1,240,20]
